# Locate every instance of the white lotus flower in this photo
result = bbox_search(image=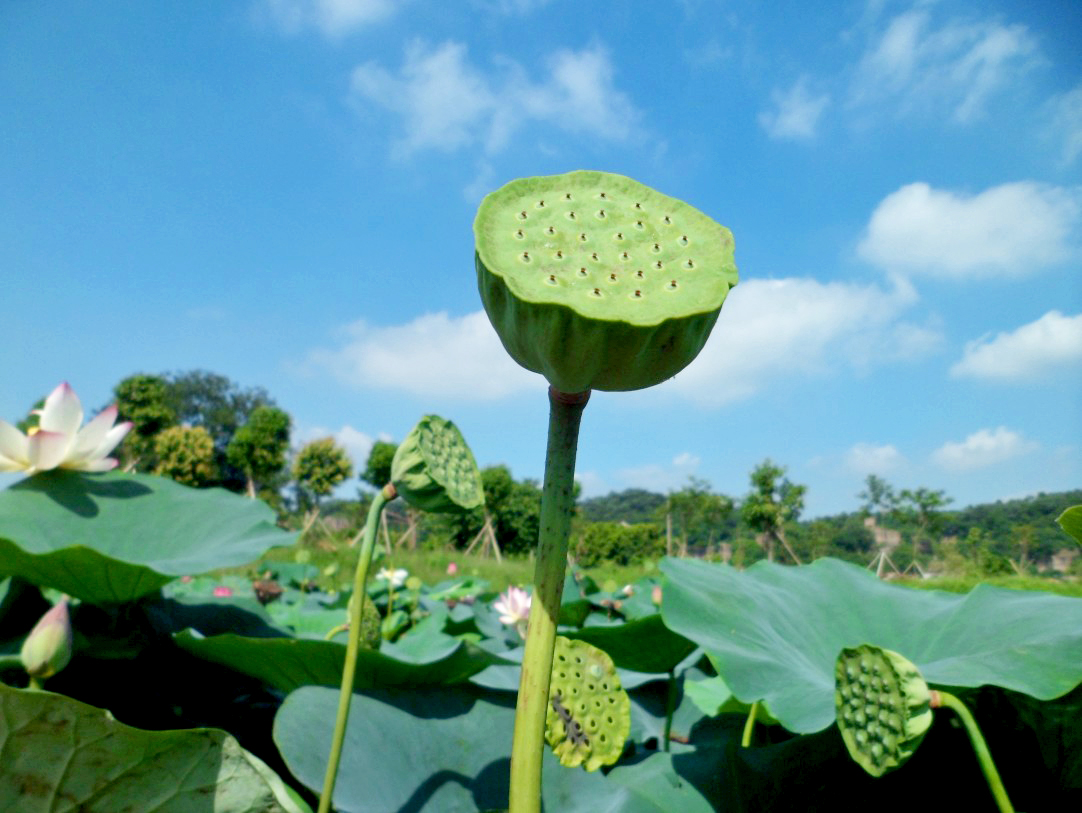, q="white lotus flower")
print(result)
[0,382,132,474]
[493,585,532,626]
[377,567,408,588]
